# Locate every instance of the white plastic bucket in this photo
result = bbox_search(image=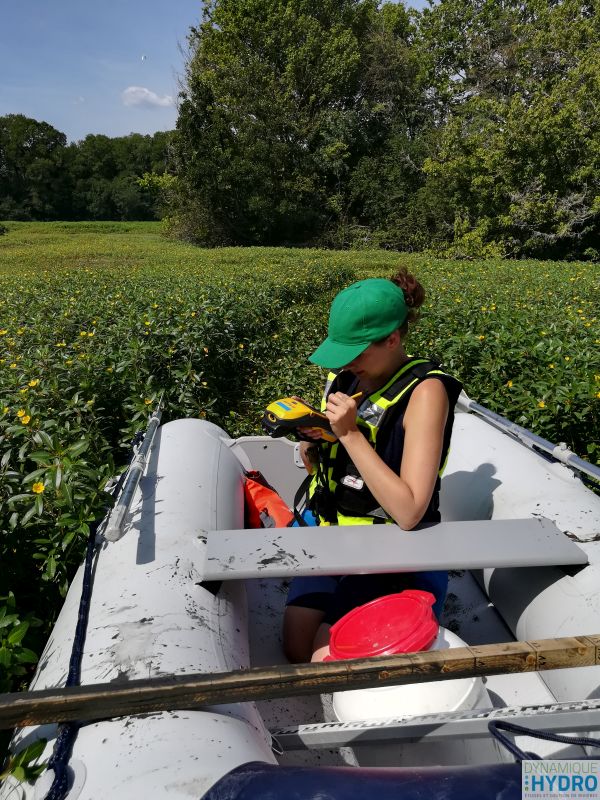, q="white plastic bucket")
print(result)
[331,627,508,767]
